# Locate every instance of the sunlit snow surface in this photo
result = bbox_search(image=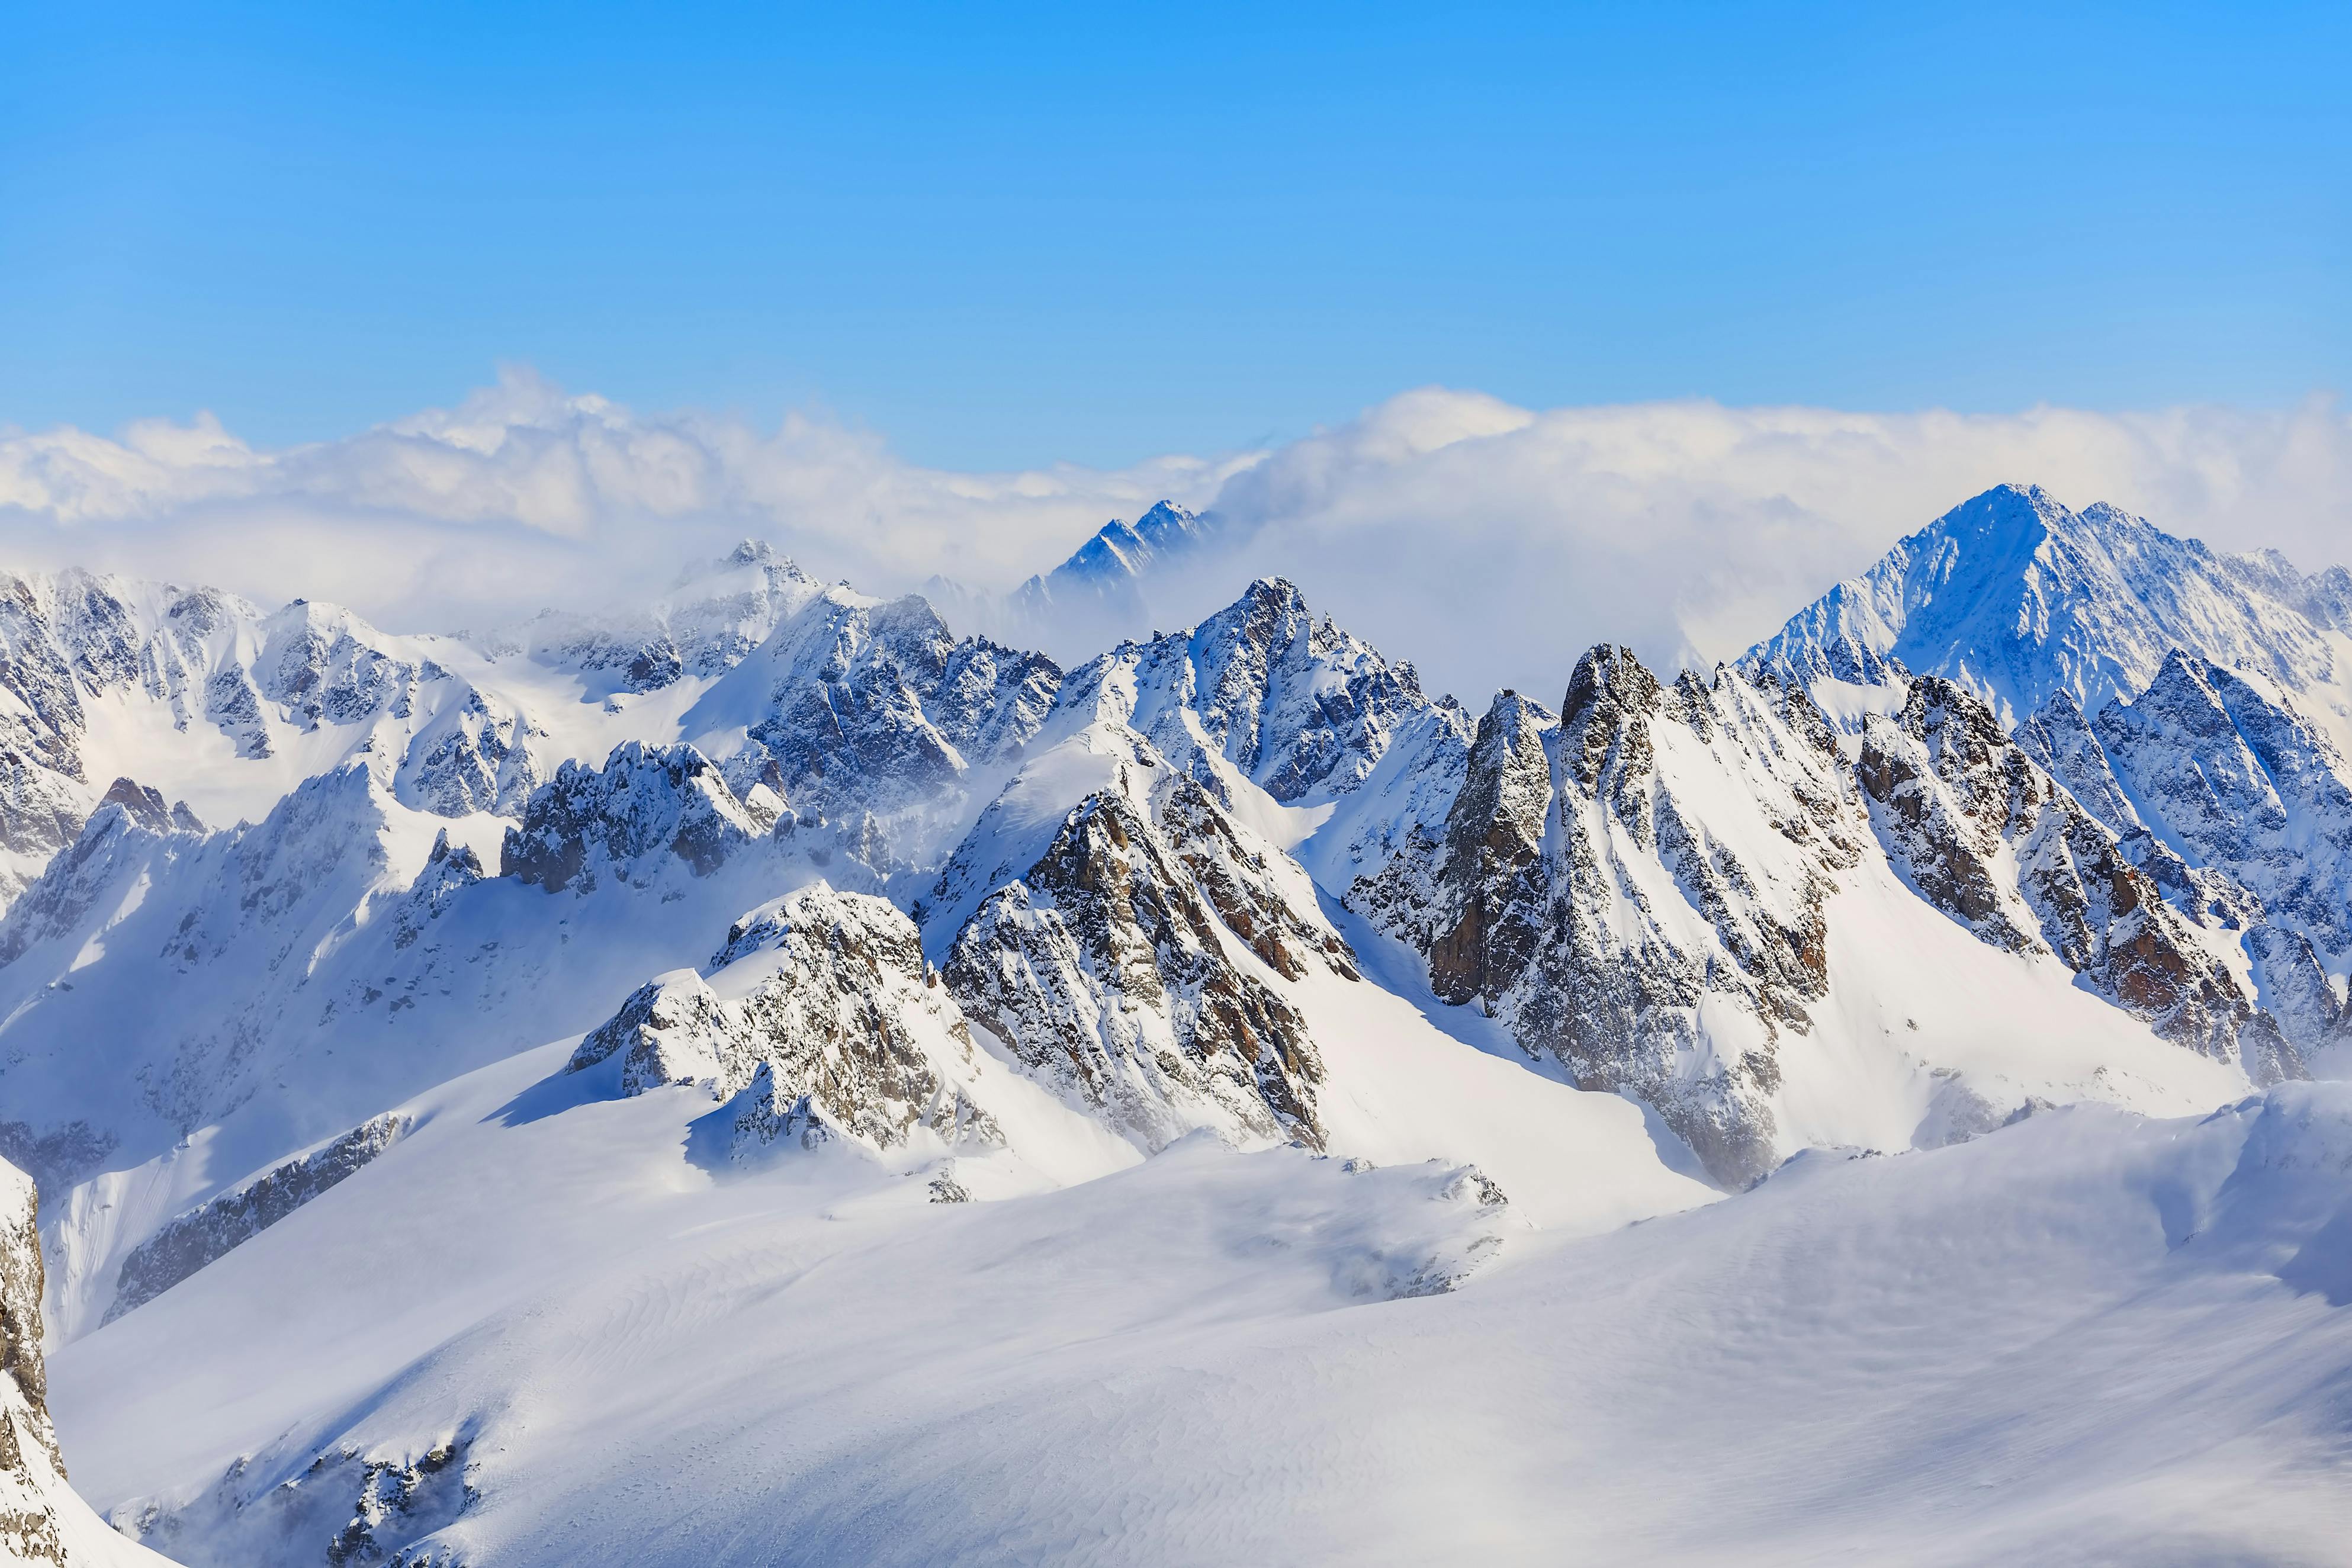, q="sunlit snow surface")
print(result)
[52,1049,2352,1565]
